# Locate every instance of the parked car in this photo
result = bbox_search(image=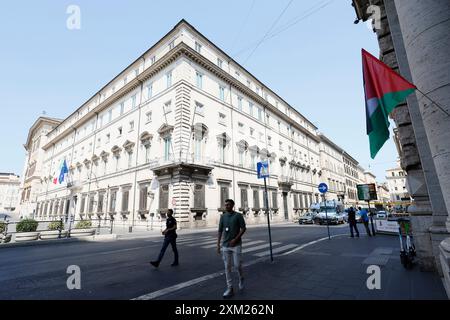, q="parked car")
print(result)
[298,212,315,224]
[376,211,388,219]
[313,211,342,225]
